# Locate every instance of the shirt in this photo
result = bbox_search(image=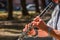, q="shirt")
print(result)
[47,5,60,40]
